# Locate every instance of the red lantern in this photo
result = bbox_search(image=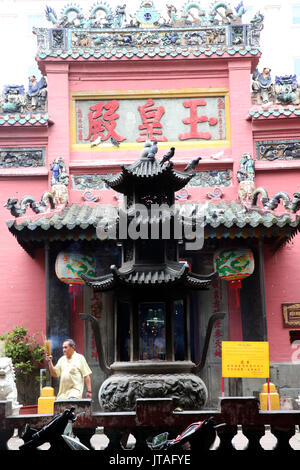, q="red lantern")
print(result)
[55,251,96,312]
[214,249,254,307]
